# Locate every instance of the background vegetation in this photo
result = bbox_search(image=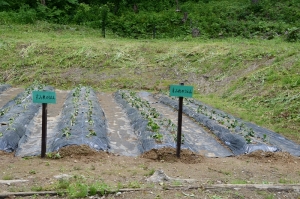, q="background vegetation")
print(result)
[0,0,300,40]
[0,0,299,144]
